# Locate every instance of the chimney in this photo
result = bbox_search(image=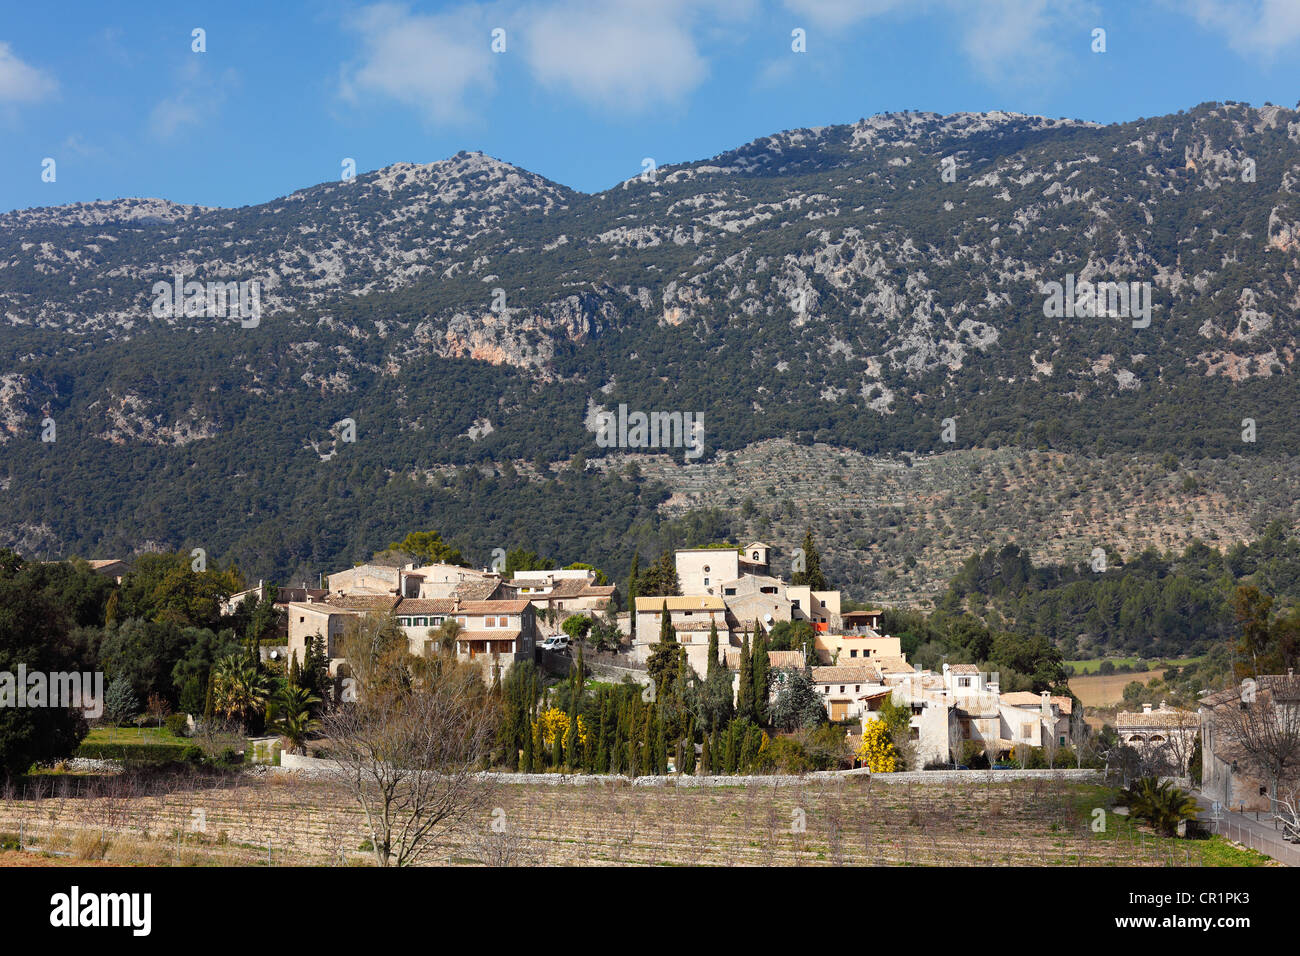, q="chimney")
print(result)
[1143,703,1153,714]
[1041,690,1051,717]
